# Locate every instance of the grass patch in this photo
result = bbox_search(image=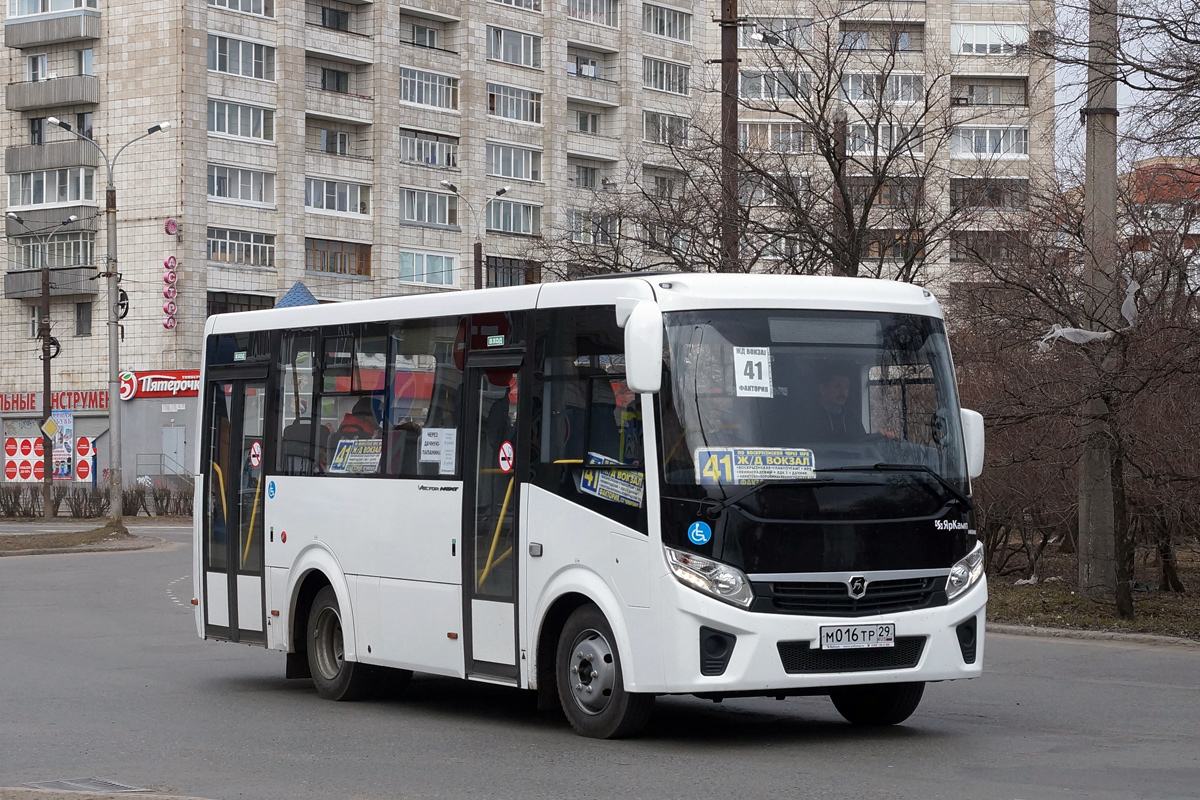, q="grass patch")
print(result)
[0,521,135,553]
[988,546,1200,641]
